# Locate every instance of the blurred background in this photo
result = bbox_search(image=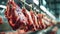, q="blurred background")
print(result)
[0,0,60,34]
